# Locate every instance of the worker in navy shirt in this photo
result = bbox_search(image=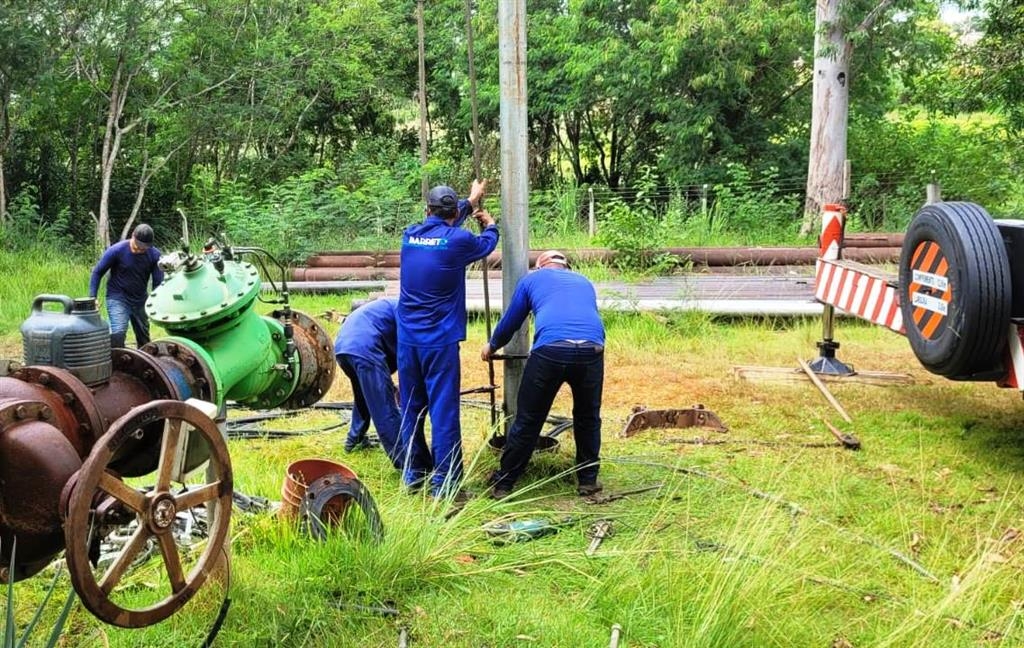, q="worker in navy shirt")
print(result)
[481,250,606,499]
[89,223,164,348]
[333,297,403,463]
[397,180,498,498]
